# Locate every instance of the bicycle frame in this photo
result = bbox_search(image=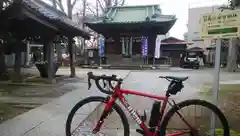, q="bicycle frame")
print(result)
[93,86,187,136]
